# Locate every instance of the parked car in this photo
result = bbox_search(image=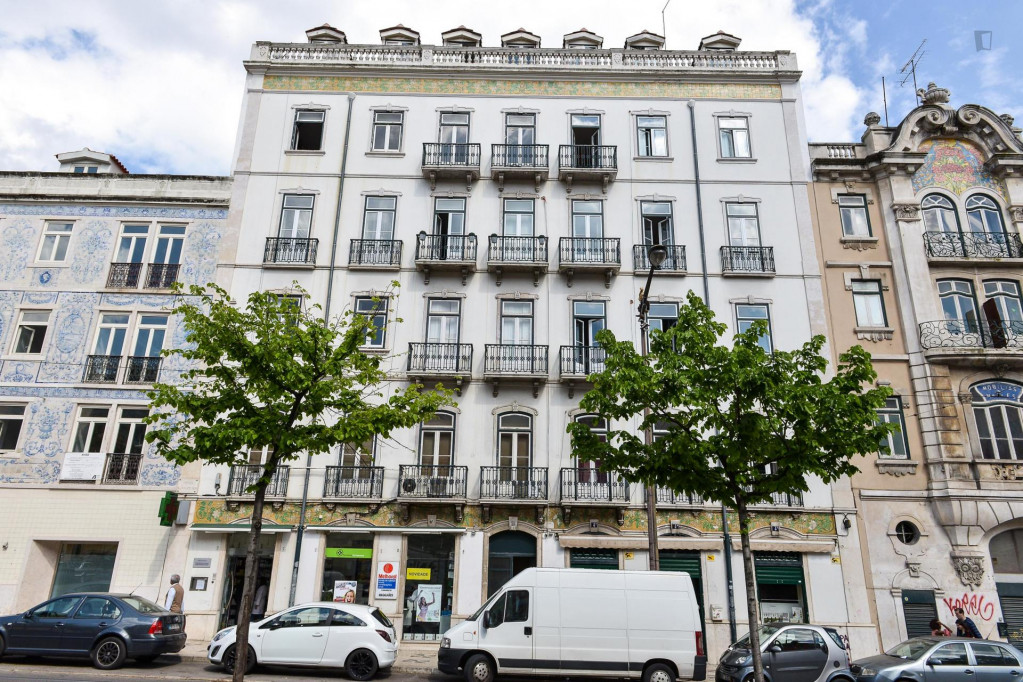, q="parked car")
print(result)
[716,623,853,682]
[207,601,396,679]
[851,637,1023,681]
[0,592,185,670]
